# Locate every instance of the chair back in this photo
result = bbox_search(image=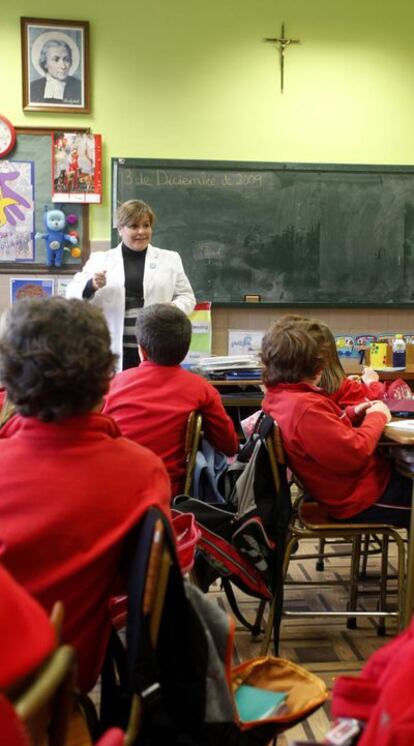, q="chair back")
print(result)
[264,418,285,493]
[183,411,202,495]
[101,509,175,743]
[14,645,76,746]
[254,415,291,540]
